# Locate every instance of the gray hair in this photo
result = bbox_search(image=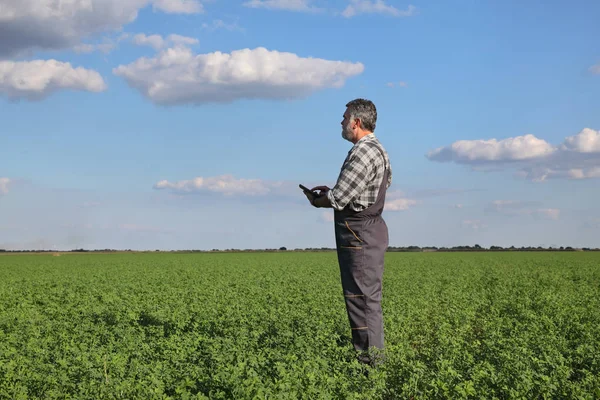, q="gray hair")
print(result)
[346,98,377,132]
